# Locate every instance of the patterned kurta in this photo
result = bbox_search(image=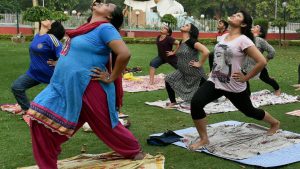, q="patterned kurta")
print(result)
[165,42,206,102]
